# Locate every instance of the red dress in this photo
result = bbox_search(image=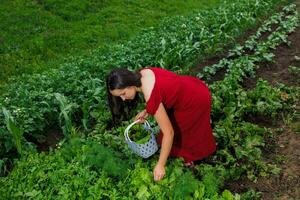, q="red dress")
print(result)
[145,67,216,162]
